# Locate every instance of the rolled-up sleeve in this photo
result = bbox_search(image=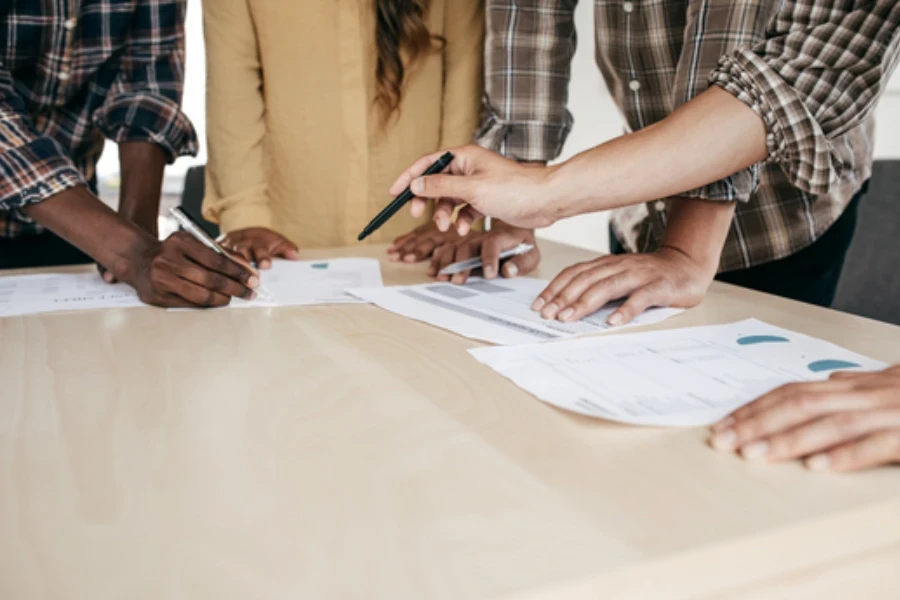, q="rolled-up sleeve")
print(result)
[0,65,87,211]
[477,0,578,162]
[93,0,198,162]
[710,0,900,195]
